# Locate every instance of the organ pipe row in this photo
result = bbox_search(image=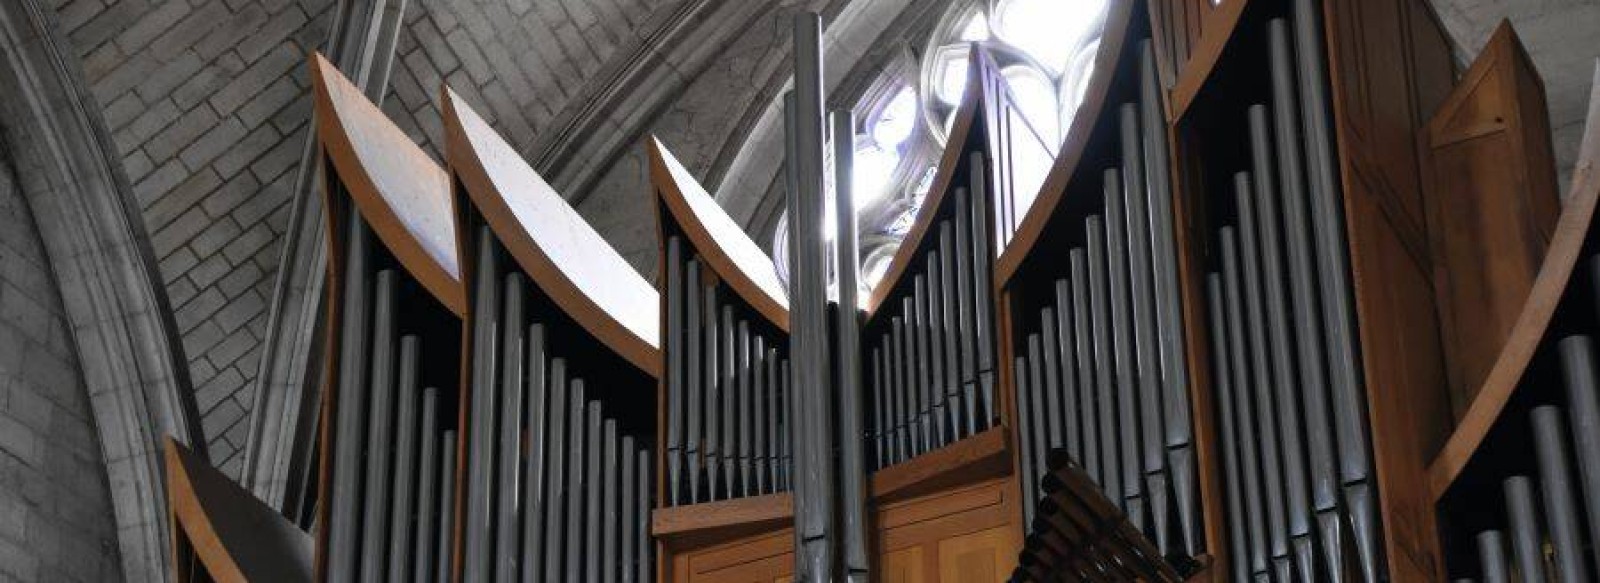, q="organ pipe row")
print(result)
[1447,262,1600,582]
[1010,37,1200,565]
[660,233,794,506]
[460,228,653,583]
[1196,13,1381,581]
[867,155,1000,470]
[323,227,459,583]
